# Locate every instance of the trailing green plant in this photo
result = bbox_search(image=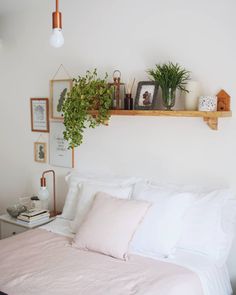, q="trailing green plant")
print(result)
[147,62,190,92]
[60,69,112,148]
